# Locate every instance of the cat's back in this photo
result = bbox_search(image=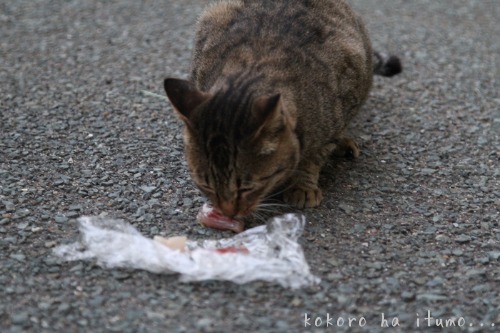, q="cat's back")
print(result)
[195,0,359,42]
[192,0,373,91]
